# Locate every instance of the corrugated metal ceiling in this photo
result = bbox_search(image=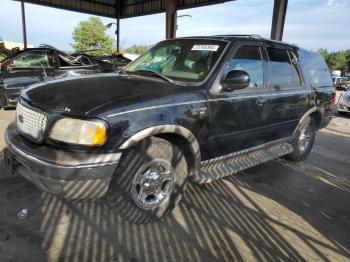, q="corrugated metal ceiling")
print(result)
[15,0,233,19]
